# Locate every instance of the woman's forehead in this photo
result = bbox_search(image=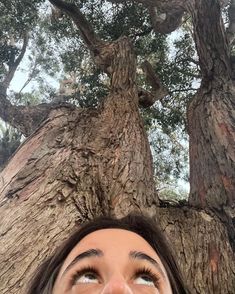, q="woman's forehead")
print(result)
[76,228,154,250]
[56,228,169,284]
[63,228,159,266]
